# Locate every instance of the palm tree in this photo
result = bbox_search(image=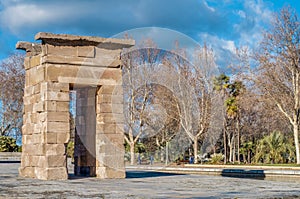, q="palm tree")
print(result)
[254,131,295,164]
